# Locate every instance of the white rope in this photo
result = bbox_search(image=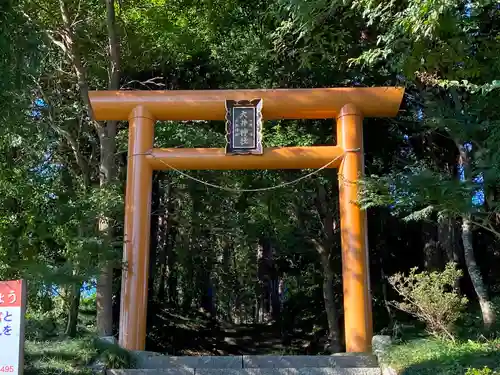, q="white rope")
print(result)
[134,148,359,193]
